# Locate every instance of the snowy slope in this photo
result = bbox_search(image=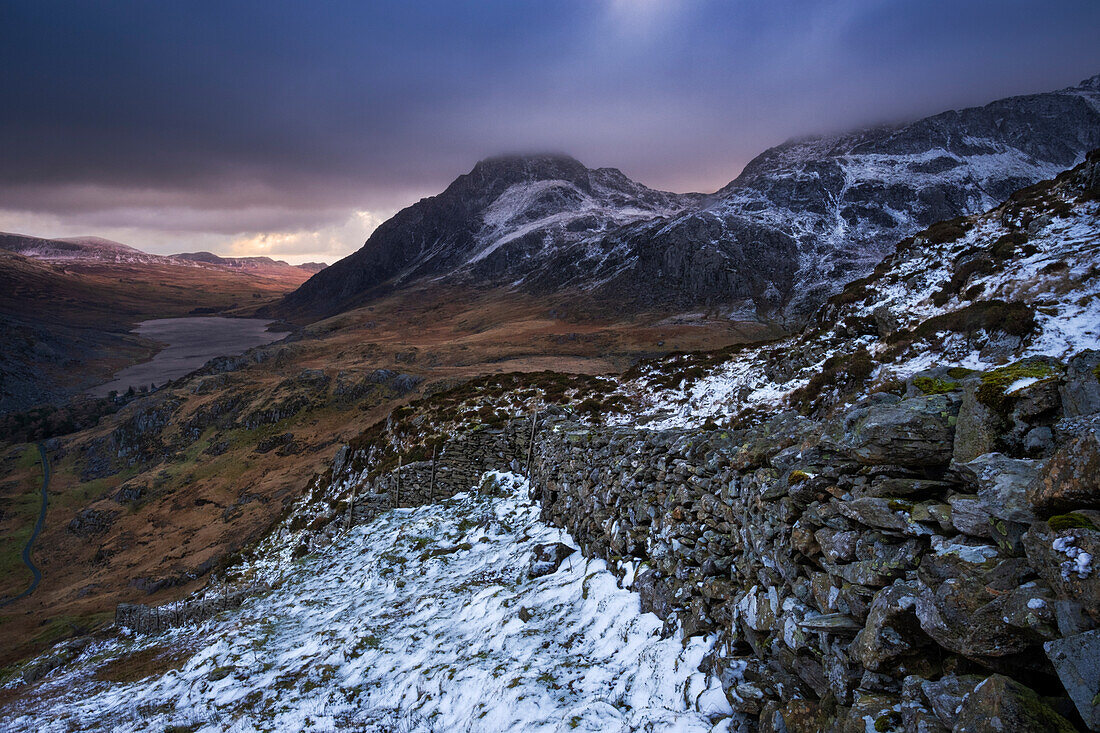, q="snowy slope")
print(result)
[619,151,1100,428]
[2,473,734,733]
